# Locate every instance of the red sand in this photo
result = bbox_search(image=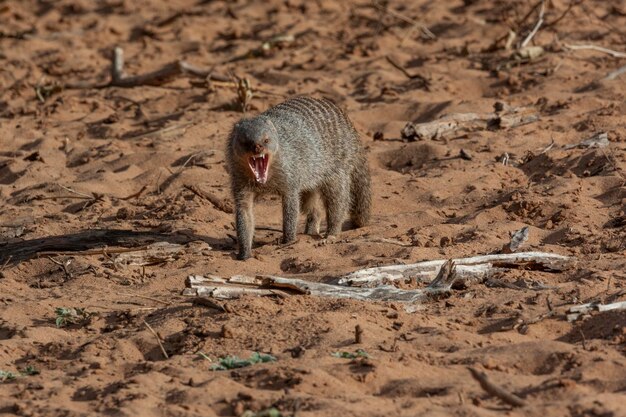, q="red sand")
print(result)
[1,1,625,416]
